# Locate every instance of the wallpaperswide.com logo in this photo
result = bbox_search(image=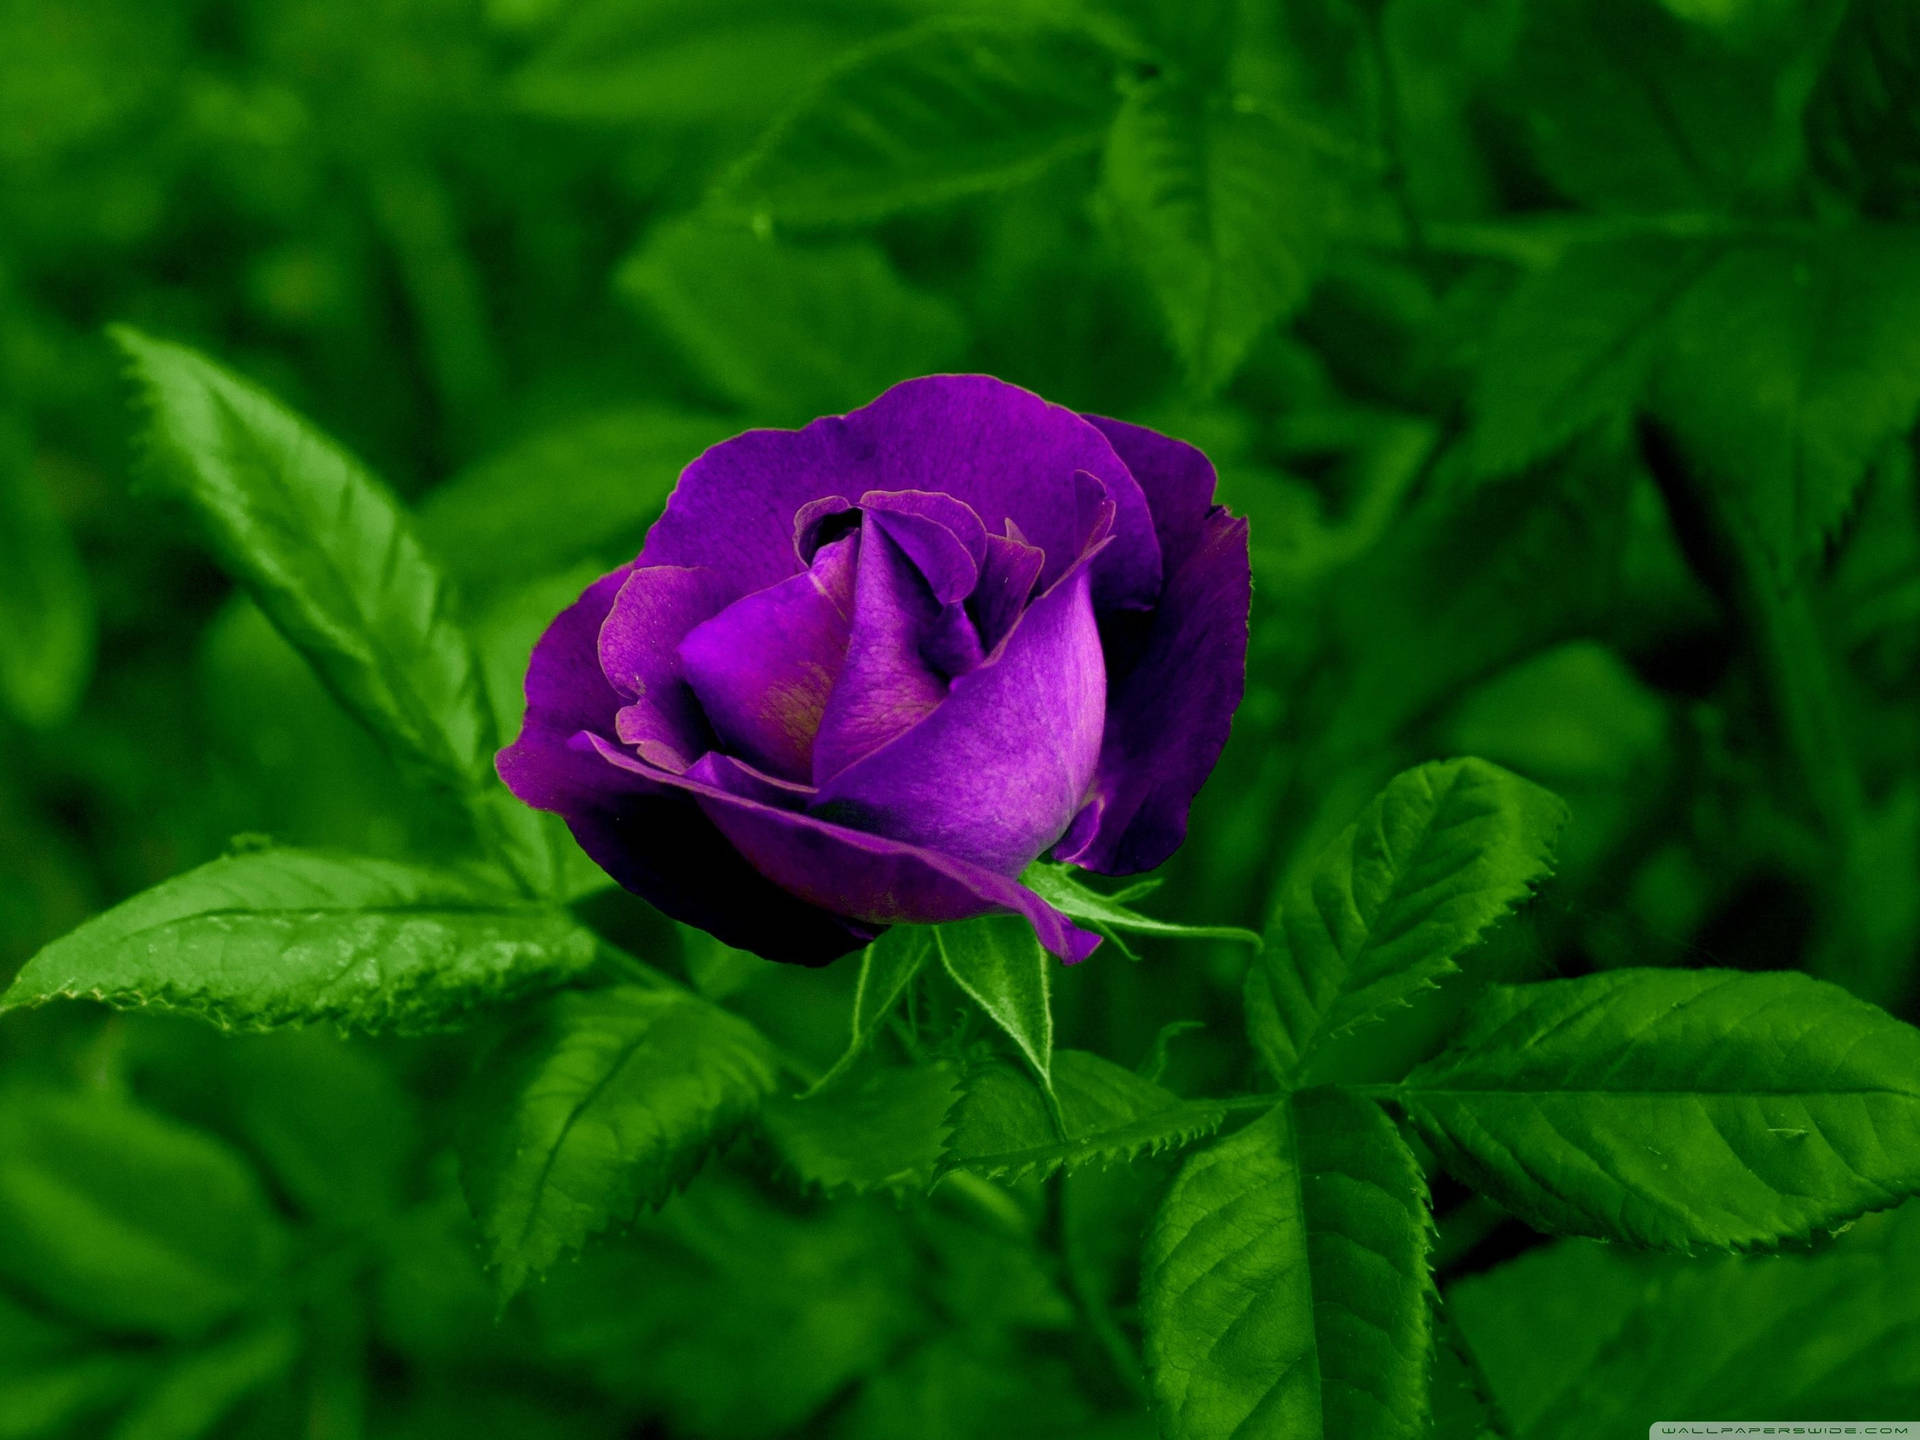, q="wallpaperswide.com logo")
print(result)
[1653,1426,1919,1436]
